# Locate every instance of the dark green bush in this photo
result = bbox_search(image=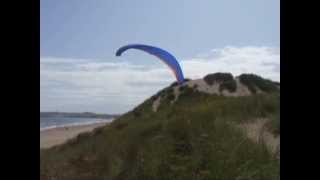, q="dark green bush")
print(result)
[150,95,158,101]
[167,93,175,101]
[273,81,280,86]
[133,110,141,118]
[193,84,198,89]
[179,86,195,98]
[220,79,237,92]
[203,73,234,85]
[239,74,278,93]
[166,88,174,94]
[184,78,191,82]
[170,81,179,87]
[203,73,237,92]
[93,126,104,135]
[179,85,187,92]
[115,122,128,130]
